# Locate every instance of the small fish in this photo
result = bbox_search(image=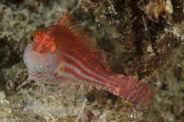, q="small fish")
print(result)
[23,13,154,103]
